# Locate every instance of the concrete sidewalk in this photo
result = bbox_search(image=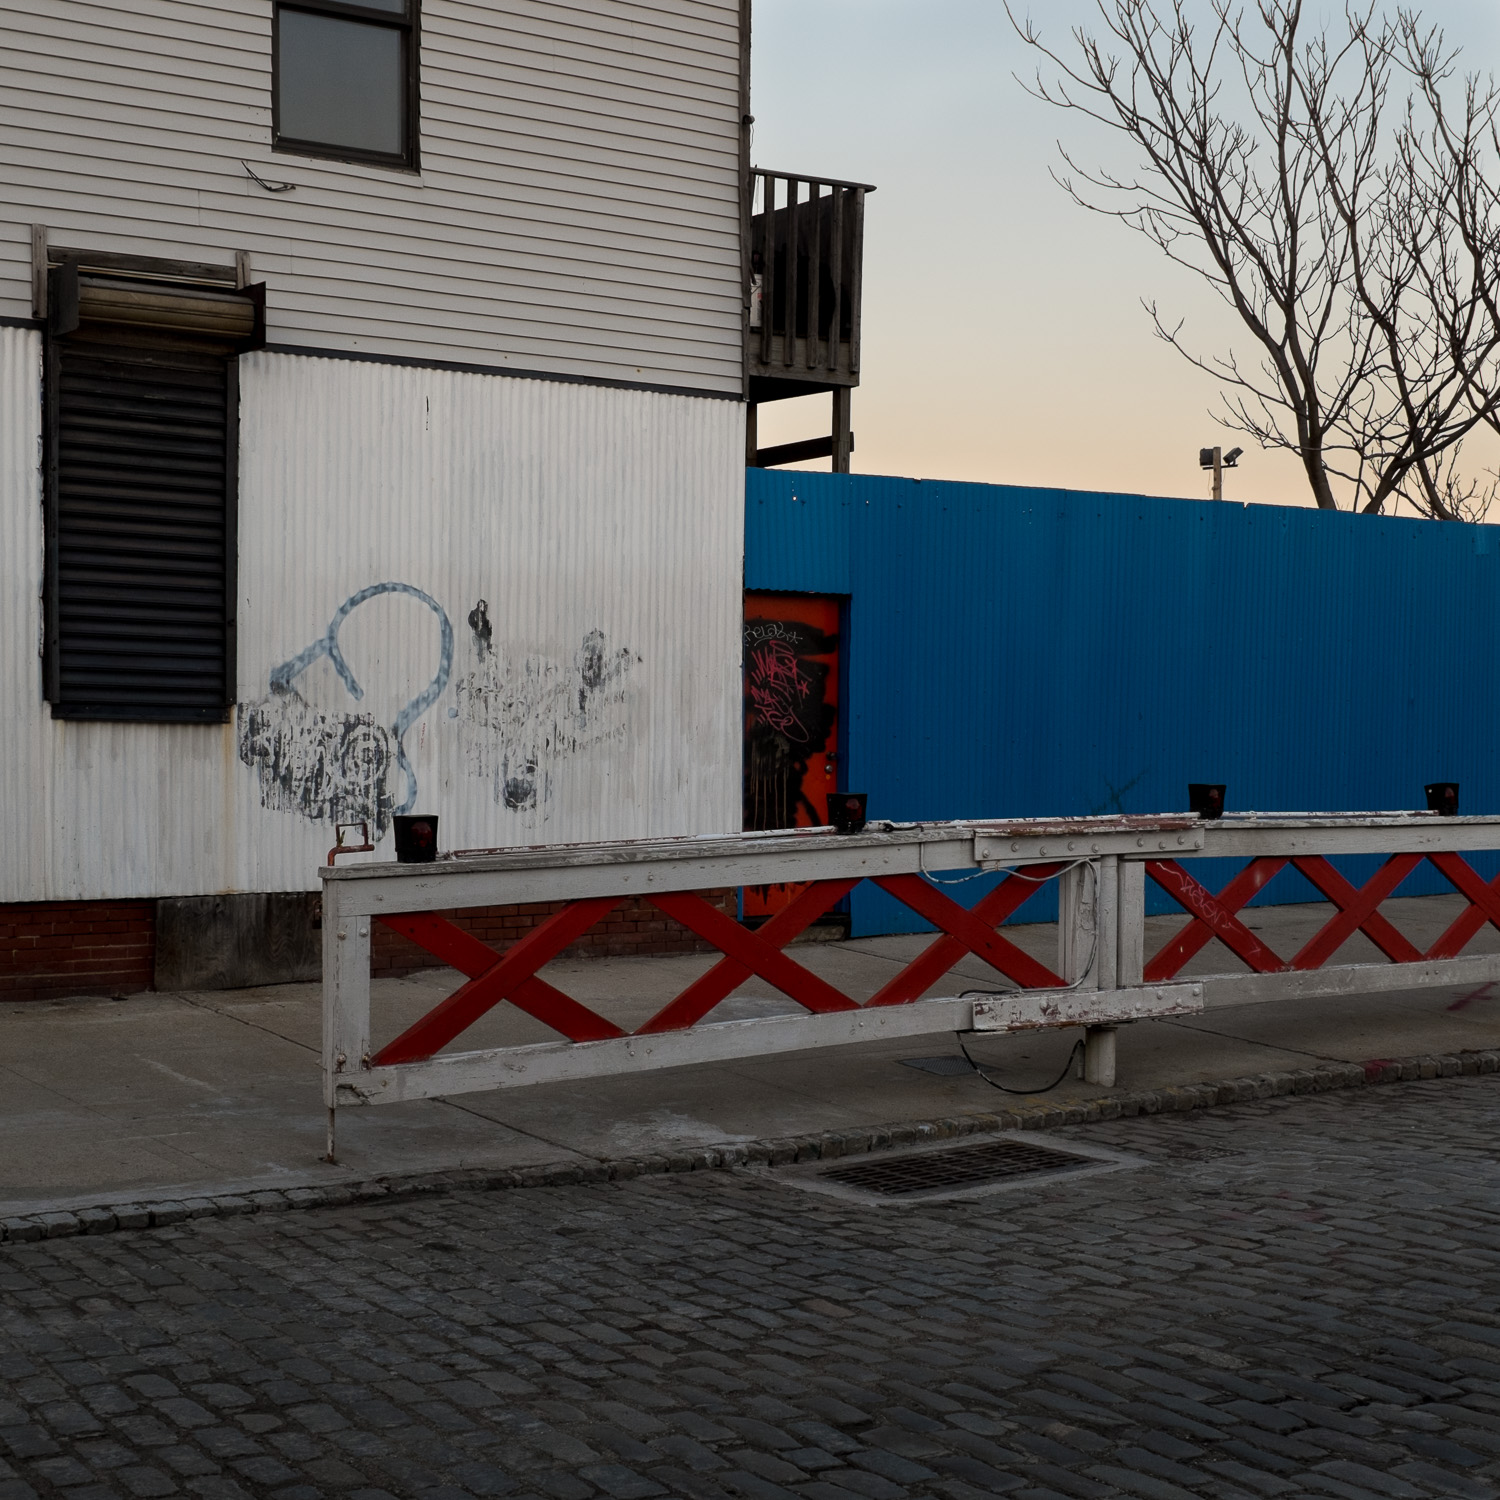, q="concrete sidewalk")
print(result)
[4,892,1499,1219]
